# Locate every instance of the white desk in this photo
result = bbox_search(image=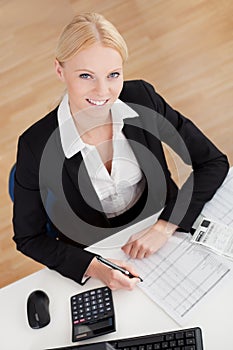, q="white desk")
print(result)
[1,169,233,350]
